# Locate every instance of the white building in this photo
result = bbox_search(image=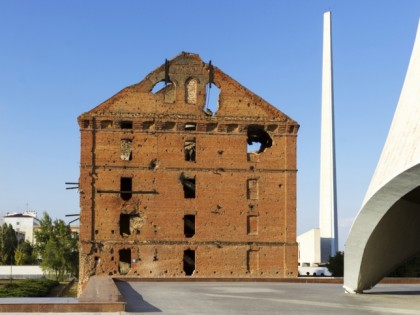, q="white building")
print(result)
[3,211,40,244]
